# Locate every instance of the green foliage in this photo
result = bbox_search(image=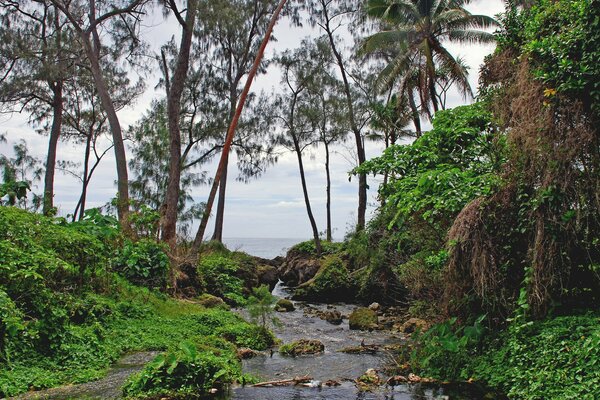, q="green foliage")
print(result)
[196,254,246,306]
[294,255,354,302]
[113,239,169,290]
[499,0,600,115]
[468,314,600,399]
[246,285,278,329]
[358,103,503,229]
[0,208,271,397]
[123,339,243,398]
[288,240,342,257]
[409,315,487,380]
